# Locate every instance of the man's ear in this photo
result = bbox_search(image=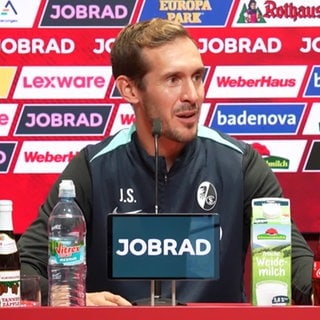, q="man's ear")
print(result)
[115,76,139,104]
